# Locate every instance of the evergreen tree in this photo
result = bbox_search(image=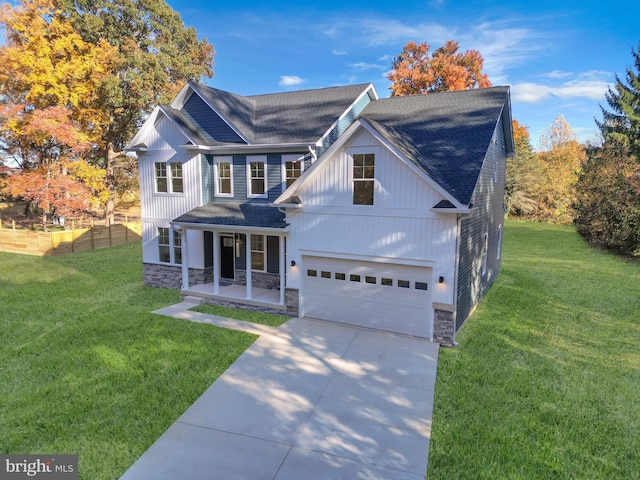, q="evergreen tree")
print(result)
[505,119,543,217]
[597,42,640,157]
